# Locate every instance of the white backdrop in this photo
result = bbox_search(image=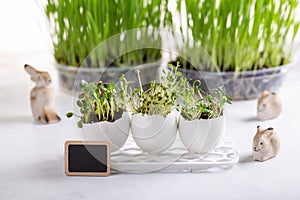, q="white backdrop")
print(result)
[0,0,299,52]
[0,0,51,53]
